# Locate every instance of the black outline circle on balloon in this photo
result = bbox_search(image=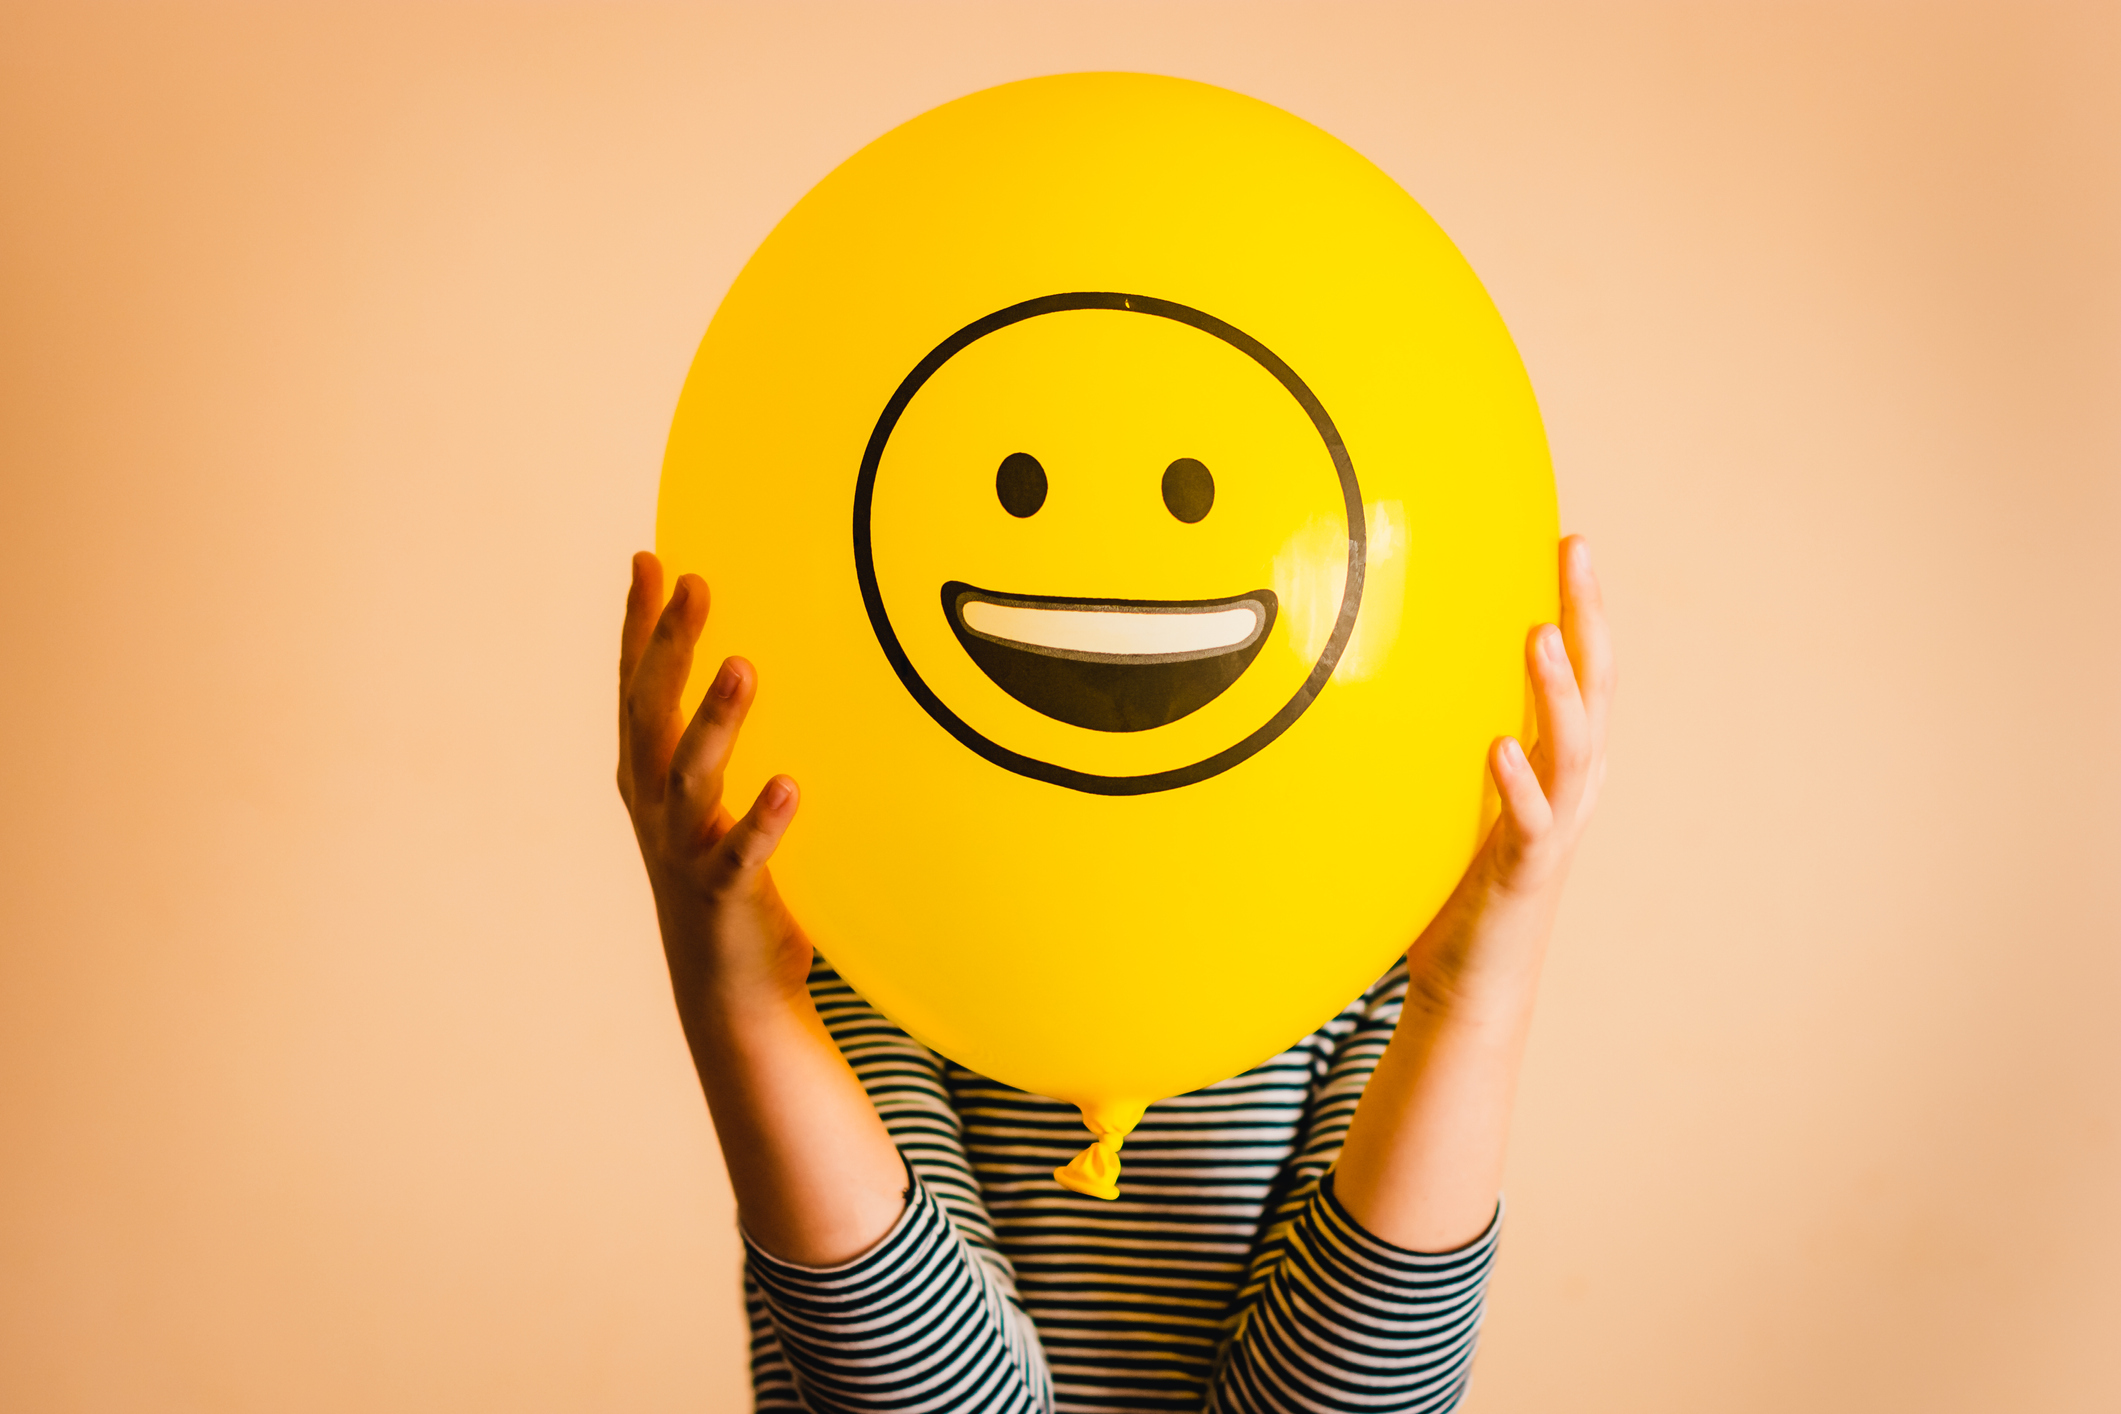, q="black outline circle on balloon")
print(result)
[853,292,1366,796]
